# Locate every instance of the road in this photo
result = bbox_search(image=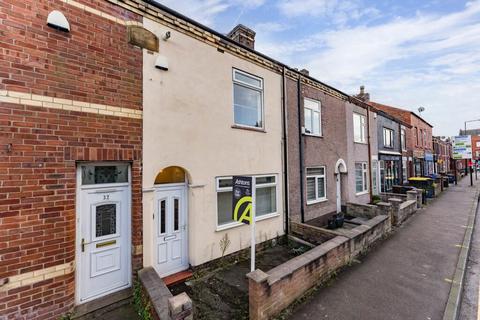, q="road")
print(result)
[288,177,479,320]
